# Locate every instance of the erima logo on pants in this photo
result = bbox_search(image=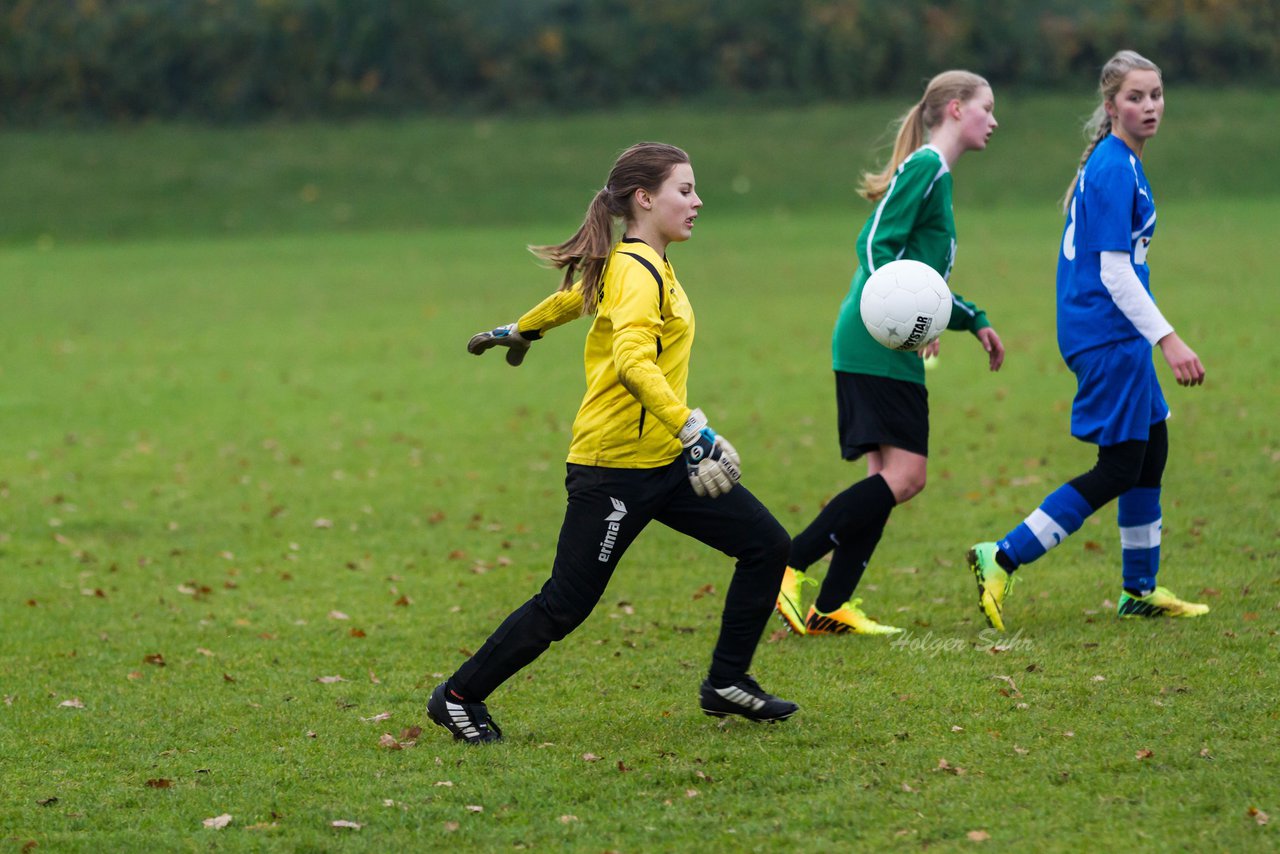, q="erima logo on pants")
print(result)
[598,498,627,562]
